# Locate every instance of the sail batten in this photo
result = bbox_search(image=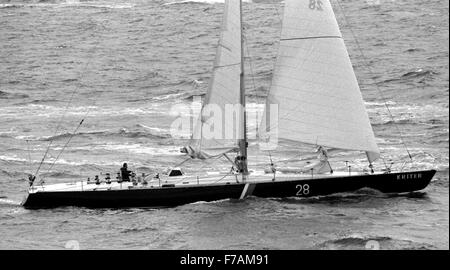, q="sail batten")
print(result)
[260,0,380,162]
[280,36,342,41]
